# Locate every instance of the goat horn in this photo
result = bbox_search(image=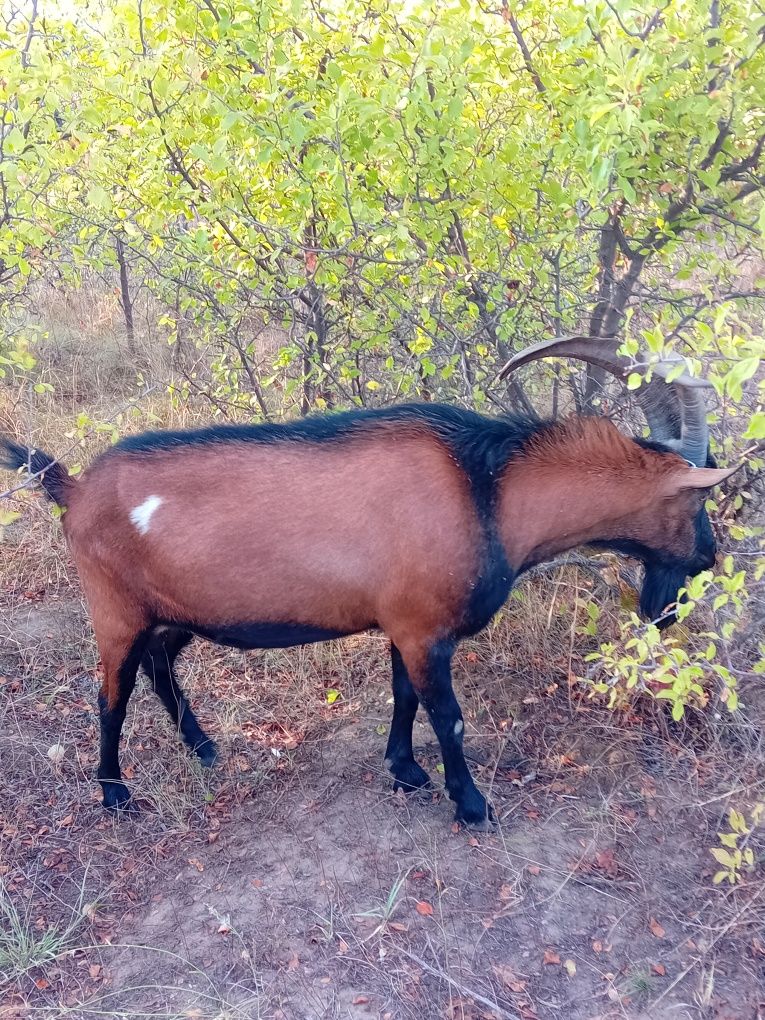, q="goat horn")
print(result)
[498,335,713,467]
